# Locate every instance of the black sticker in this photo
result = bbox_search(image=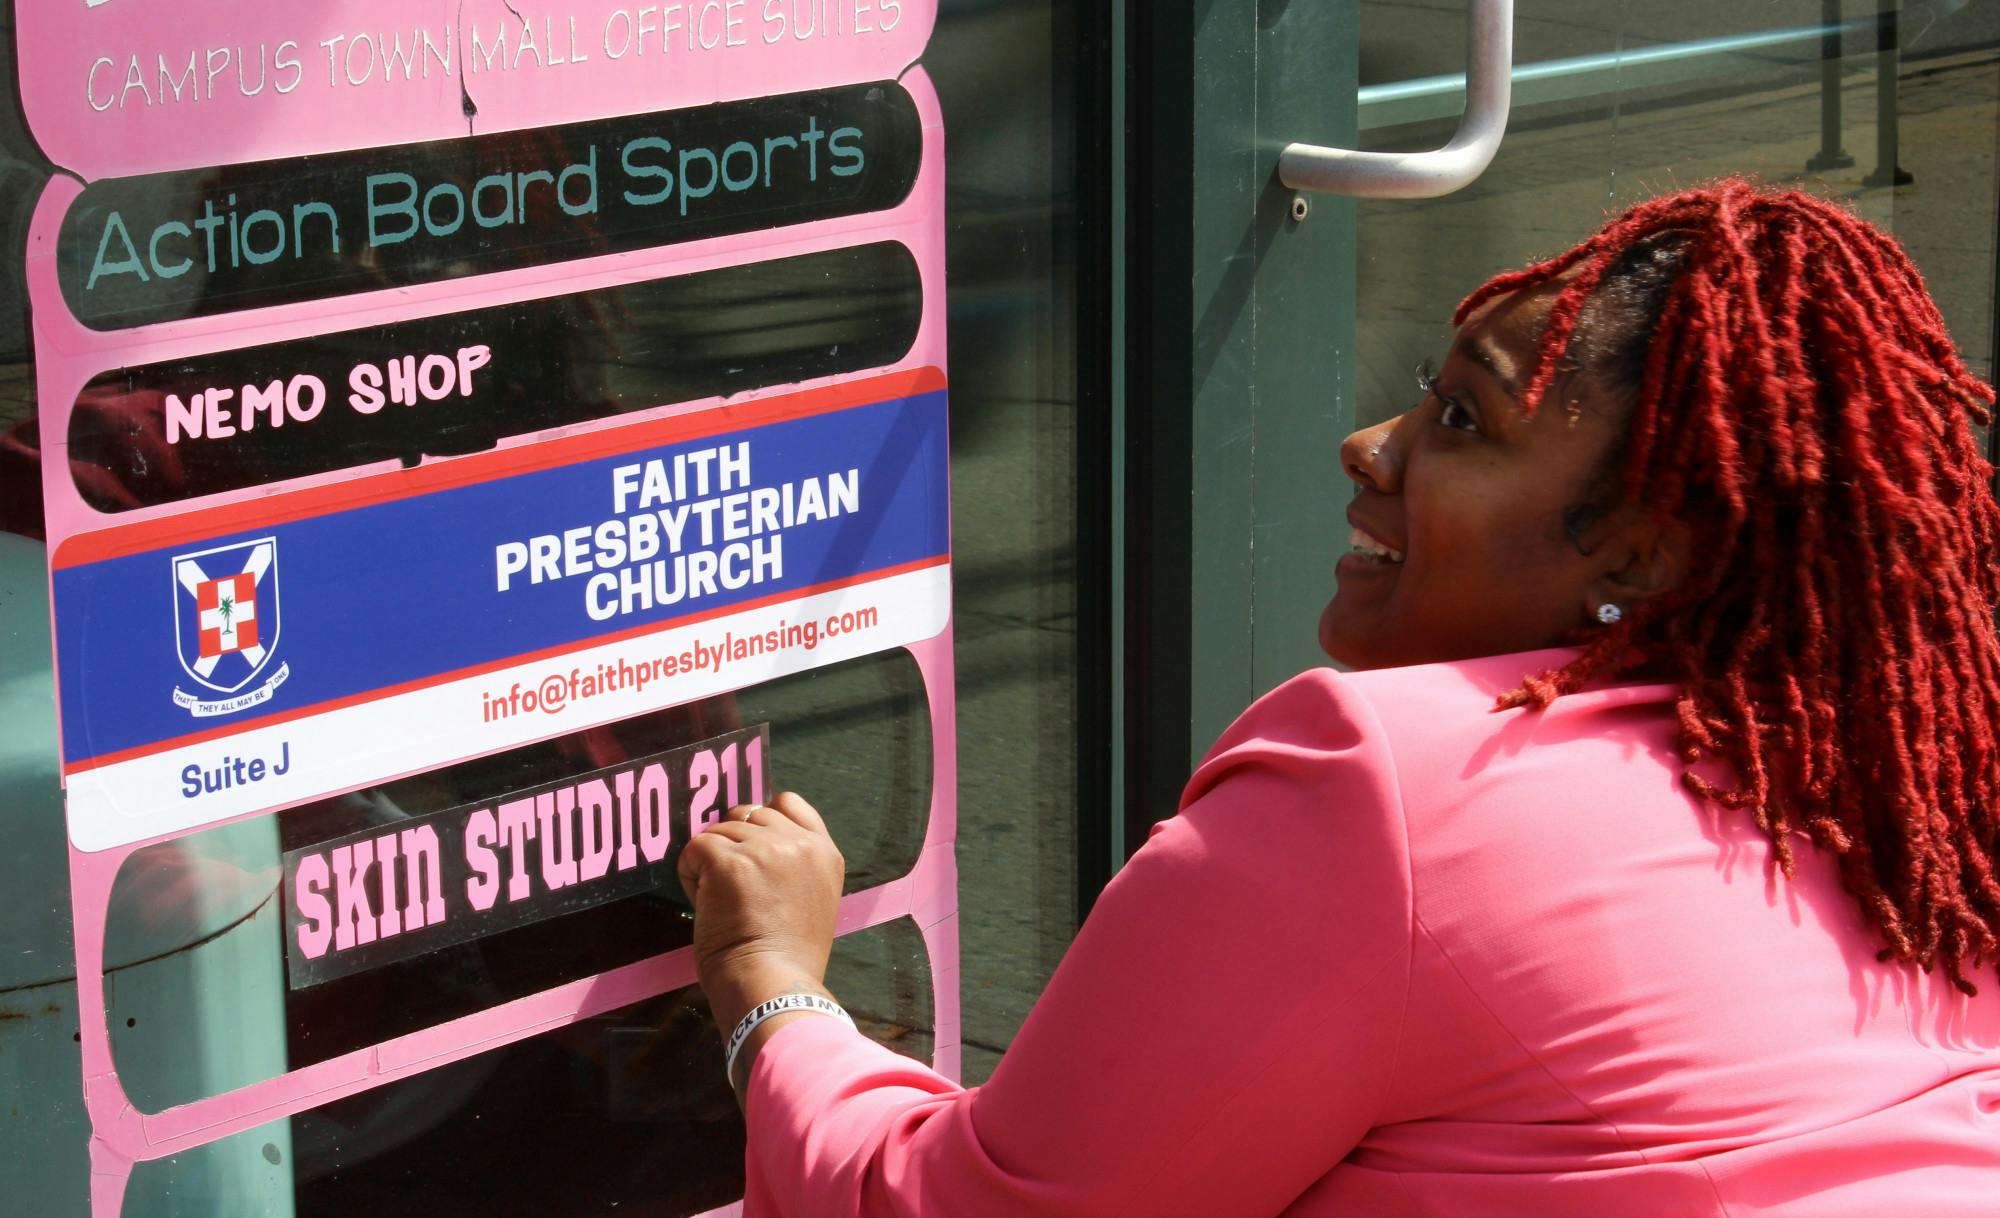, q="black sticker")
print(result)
[281,723,768,989]
[58,81,922,329]
[67,241,922,510]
